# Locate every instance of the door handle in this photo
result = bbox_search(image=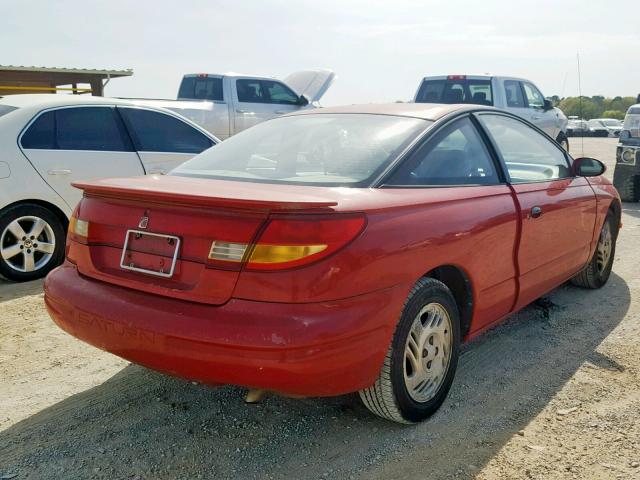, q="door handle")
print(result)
[148,168,167,175]
[530,206,543,218]
[531,115,541,120]
[236,109,255,114]
[47,169,71,175]
[274,110,287,114]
